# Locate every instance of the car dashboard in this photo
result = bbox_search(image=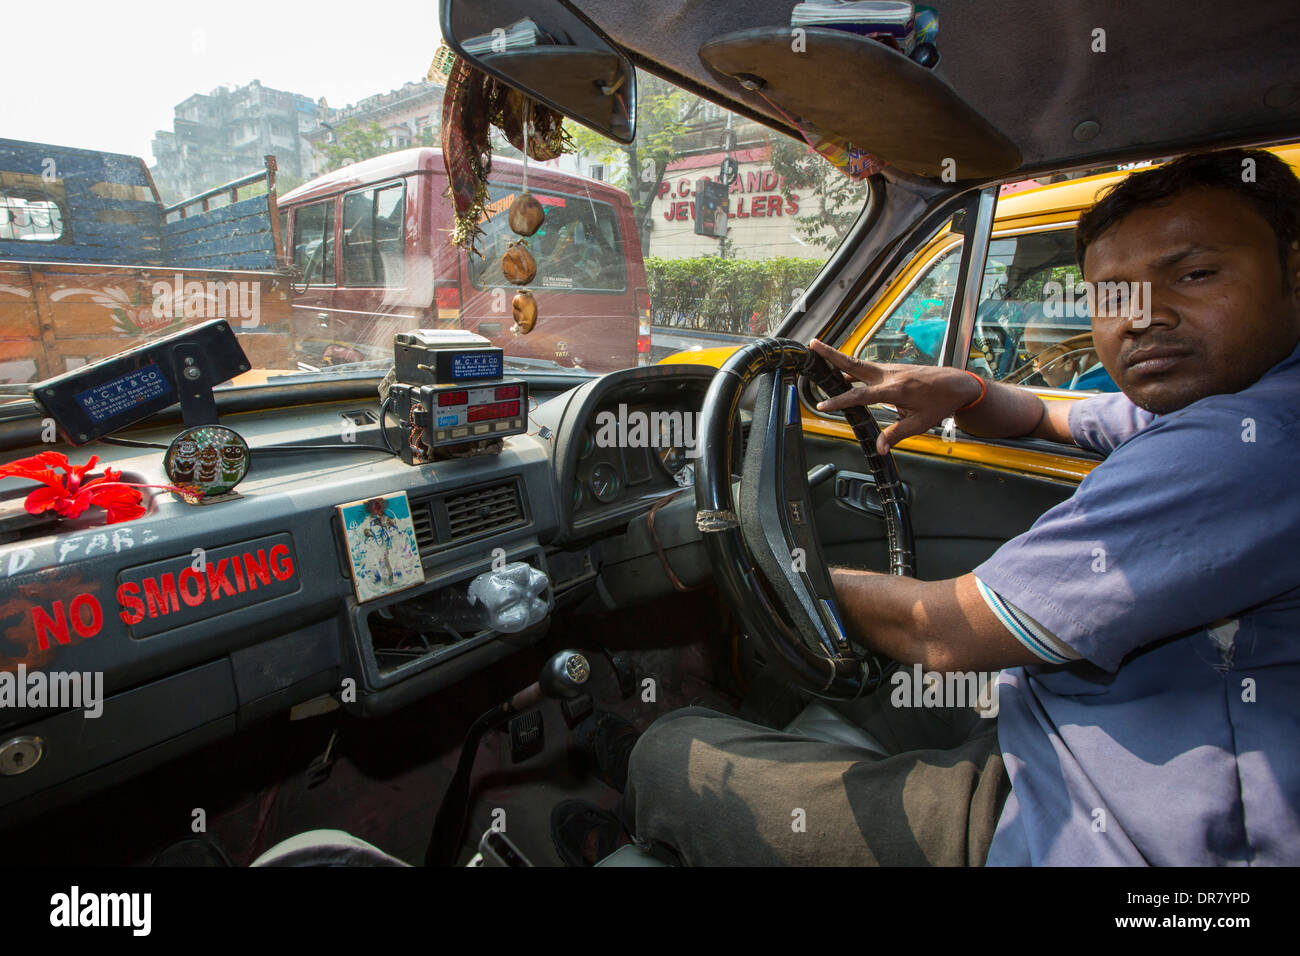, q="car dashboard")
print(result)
[0,364,720,823]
